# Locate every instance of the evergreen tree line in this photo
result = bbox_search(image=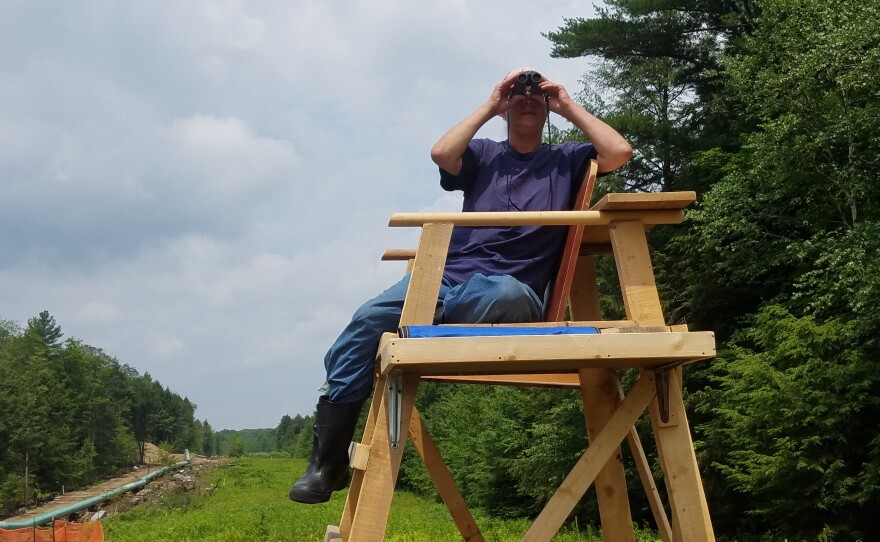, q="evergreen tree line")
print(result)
[211,416,316,459]
[214,421,311,458]
[289,1,876,540]
[0,311,216,514]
